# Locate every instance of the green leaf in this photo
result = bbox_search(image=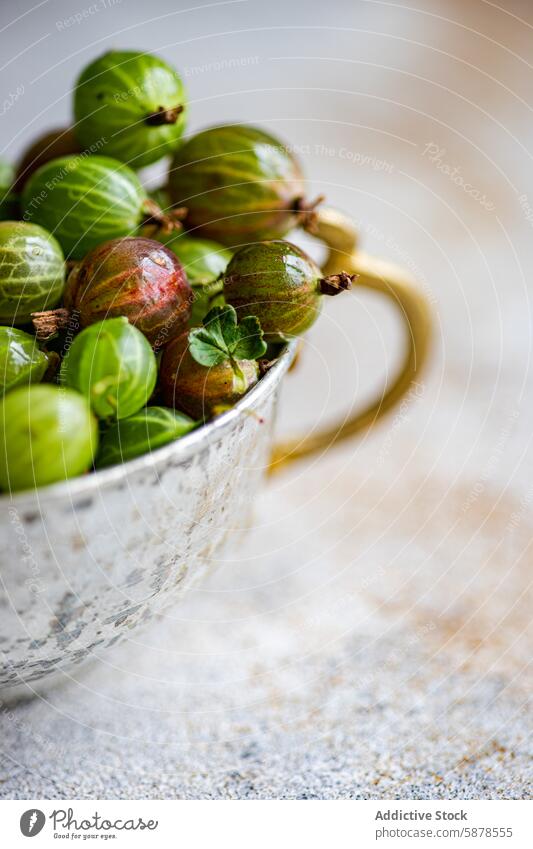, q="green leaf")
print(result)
[232,315,267,360]
[189,305,266,369]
